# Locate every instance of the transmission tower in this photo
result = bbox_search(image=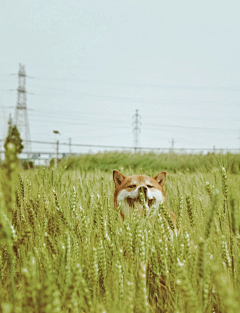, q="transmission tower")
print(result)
[14,63,31,157]
[132,109,141,152]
